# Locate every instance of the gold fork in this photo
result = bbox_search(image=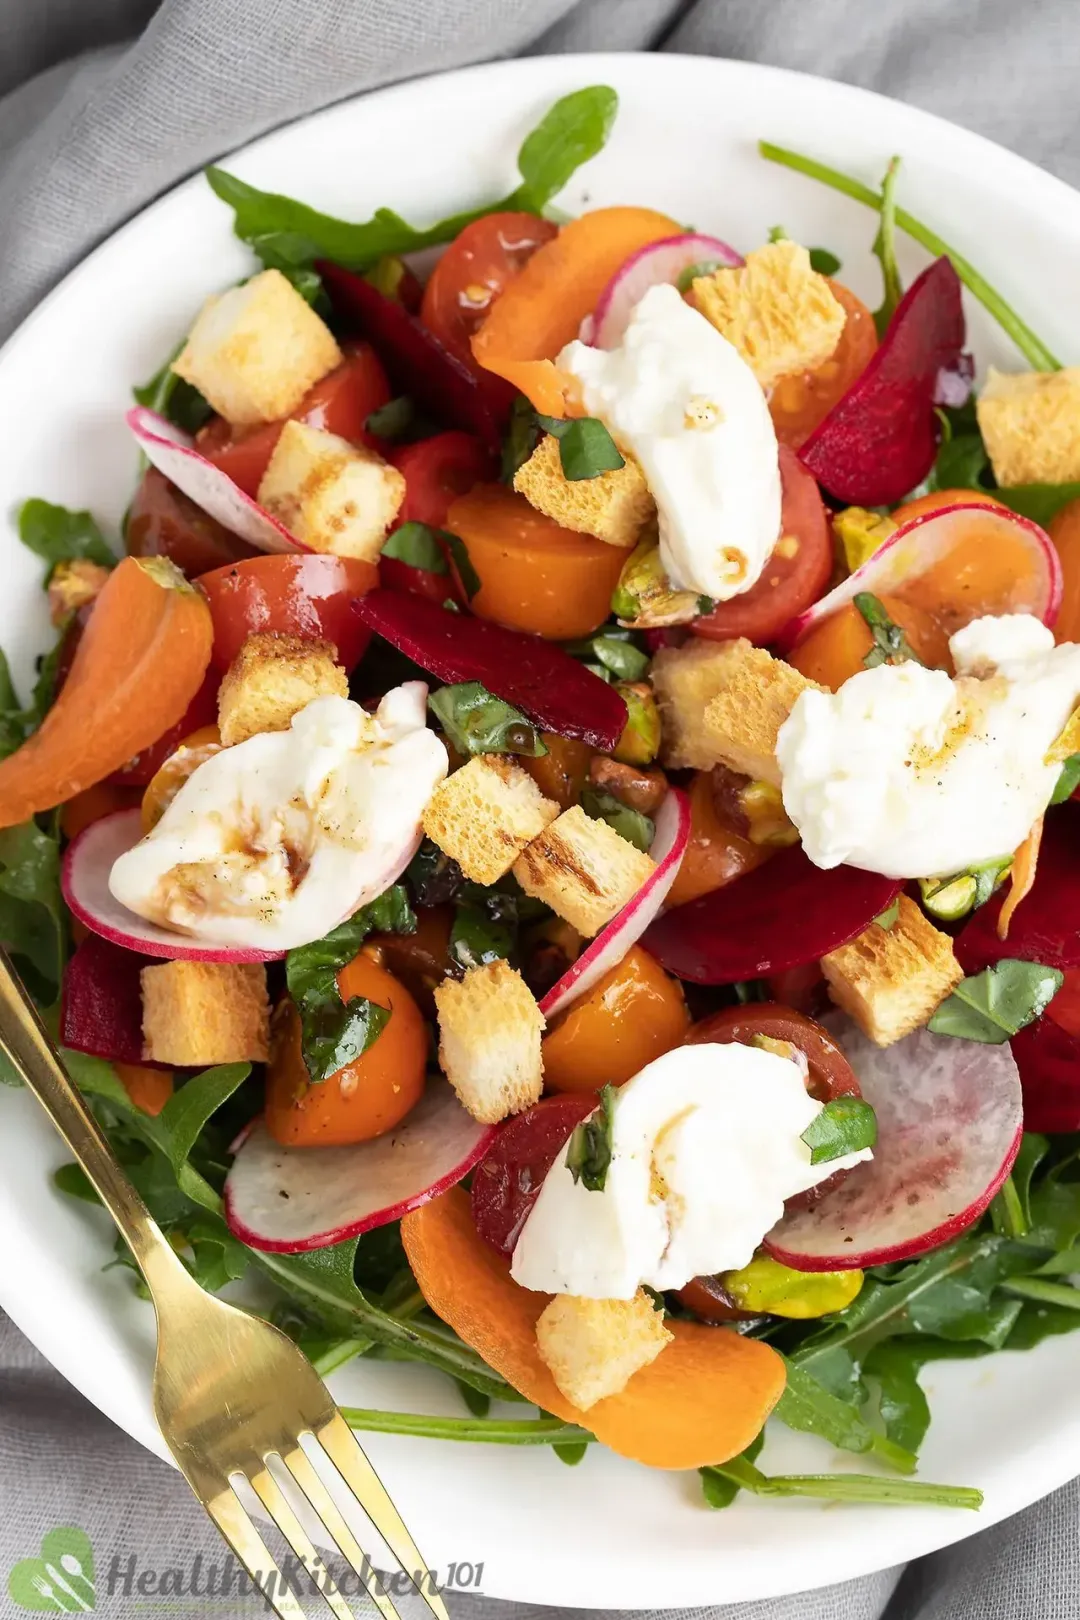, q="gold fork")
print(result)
[0,952,450,1620]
